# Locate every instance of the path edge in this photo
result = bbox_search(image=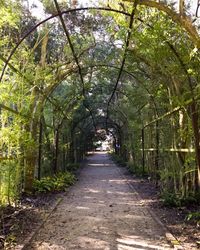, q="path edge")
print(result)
[14,158,89,250]
[14,155,184,250]
[14,197,63,250]
[116,166,184,250]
